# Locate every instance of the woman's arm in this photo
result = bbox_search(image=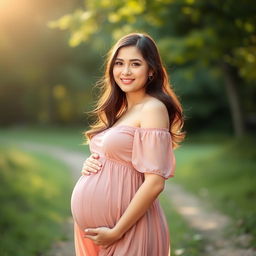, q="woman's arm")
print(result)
[112,100,169,237]
[113,173,165,237]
